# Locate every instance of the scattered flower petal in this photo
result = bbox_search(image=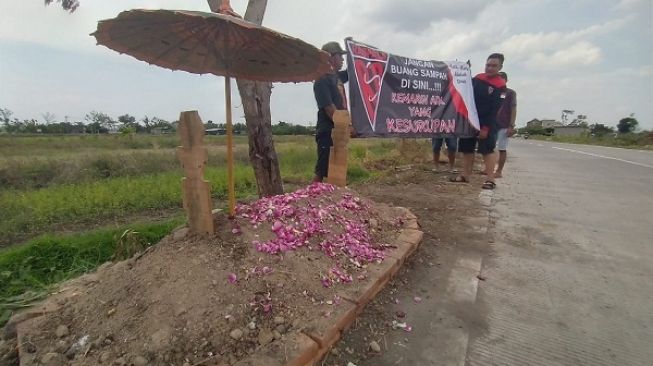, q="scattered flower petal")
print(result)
[234,183,390,288]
